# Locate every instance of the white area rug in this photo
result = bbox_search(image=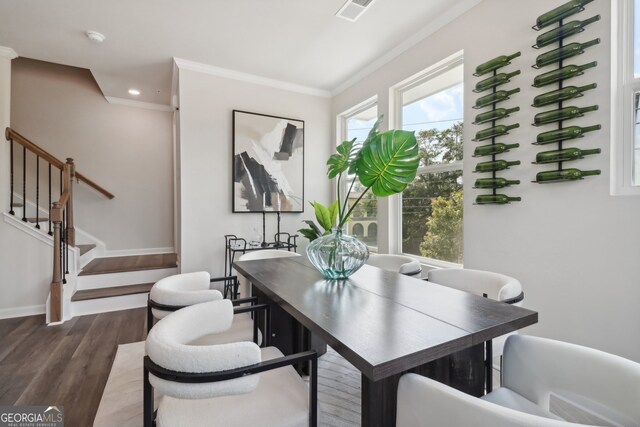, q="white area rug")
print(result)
[94,342,360,426]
